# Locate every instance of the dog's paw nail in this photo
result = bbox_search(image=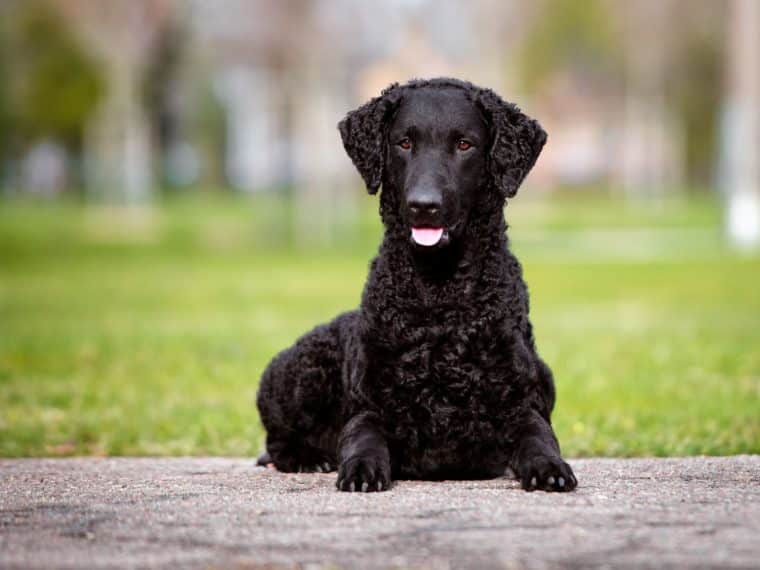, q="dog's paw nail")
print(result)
[361,482,369,492]
[314,465,323,473]
[349,481,355,492]
[377,481,383,491]
[547,476,555,486]
[558,476,565,488]
[530,476,537,488]
[336,478,343,490]
[323,462,332,472]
